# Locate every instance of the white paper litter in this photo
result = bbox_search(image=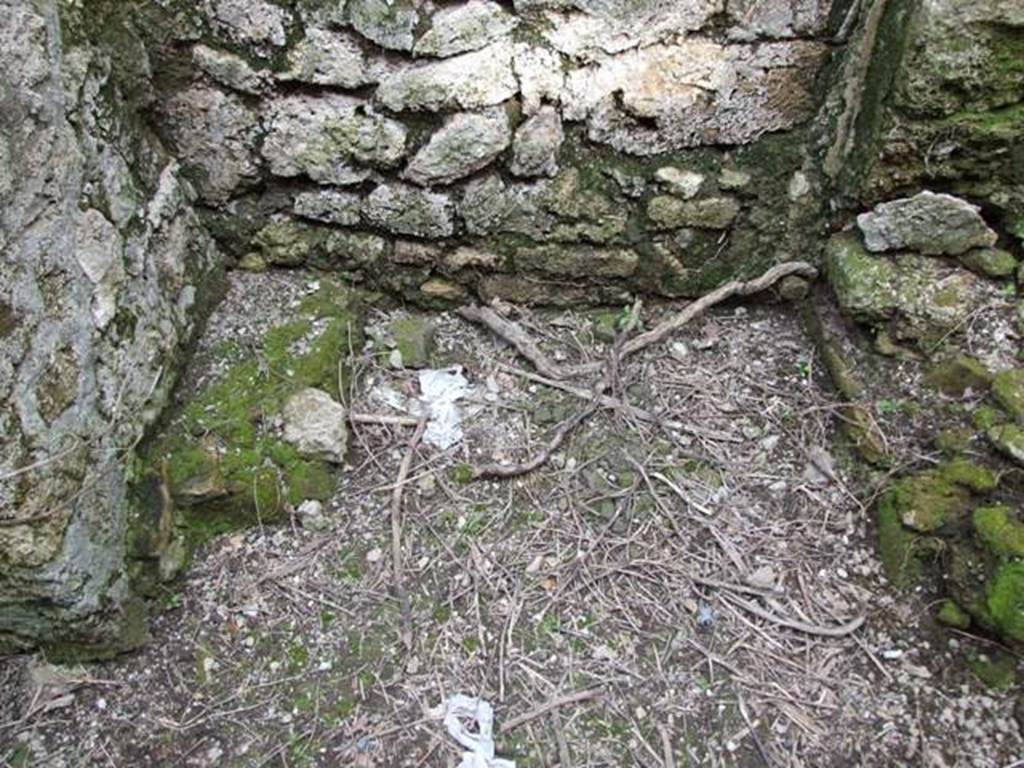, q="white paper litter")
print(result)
[441,695,516,768]
[369,366,473,450]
